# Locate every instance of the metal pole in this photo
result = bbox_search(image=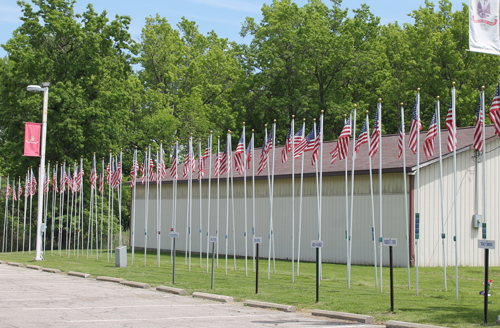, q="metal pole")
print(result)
[484,248,489,324]
[211,242,215,289]
[256,243,259,294]
[390,246,394,312]
[35,85,49,261]
[316,247,319,303]
[173,237,176,284]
